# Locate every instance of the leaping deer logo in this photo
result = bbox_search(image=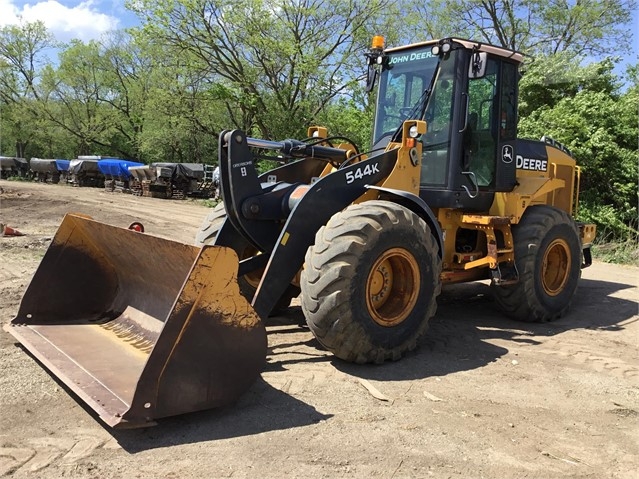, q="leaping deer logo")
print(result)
[502,145,513,163]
